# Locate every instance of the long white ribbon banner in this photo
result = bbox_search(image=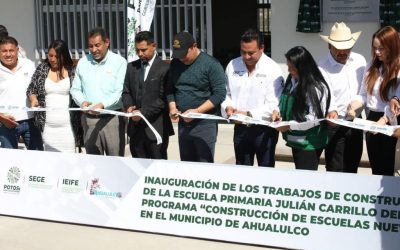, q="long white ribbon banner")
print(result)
[180,112,398,136]
[0,106,162,145]
[1,105,398,137]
